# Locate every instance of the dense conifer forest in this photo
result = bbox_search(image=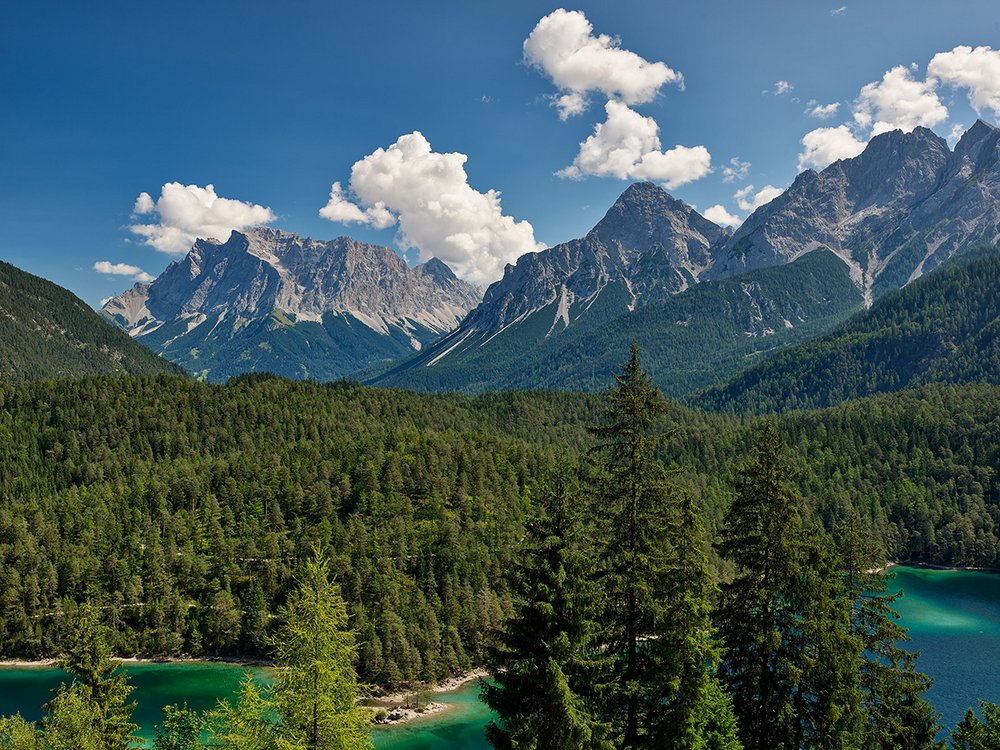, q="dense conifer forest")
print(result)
[1,371,999,692]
